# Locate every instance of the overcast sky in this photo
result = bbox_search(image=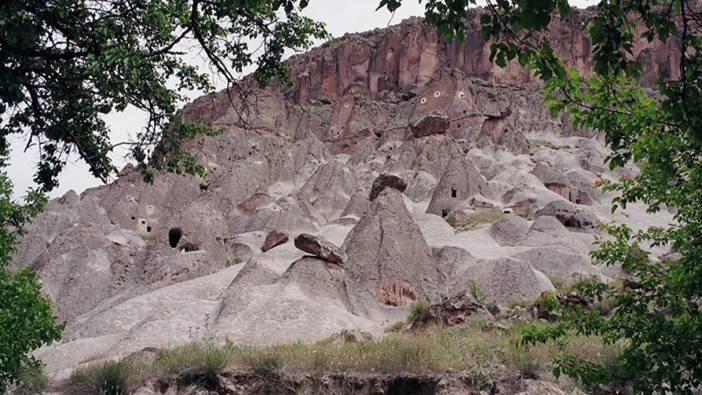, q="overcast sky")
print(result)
[7,0,596,199]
